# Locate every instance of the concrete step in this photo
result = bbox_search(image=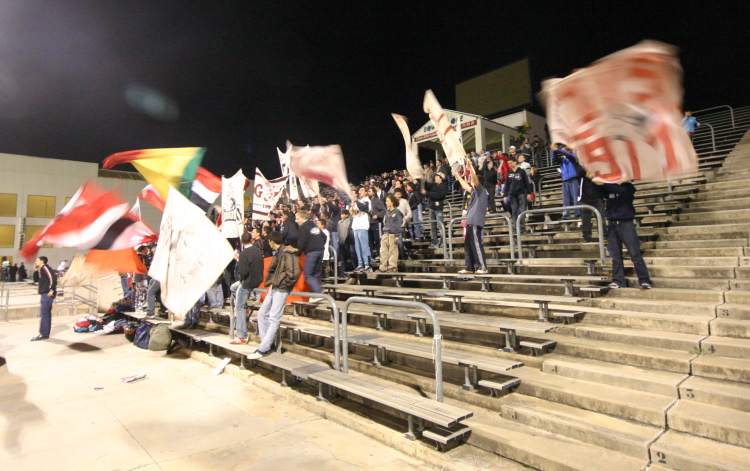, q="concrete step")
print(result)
[668,400,750,448]
[496,394,659,460]
[701,179,750,191]
[511,367,674,426]
[684,198,750,211]
[730,279,750,290]
[643,265,736,279]
[580,307,711,335]
[650,429,750,471]
[645,238,747,249]
[702,336,750,358]
[673,216,750,227]
[558,323,702,351]
[736,267,750,279]
[717,304,750,320]
[547,333,694,373]
[542,356,685,396]
[724,290,750,304]
[644,247,744,257]
[679,376,750,413]
[467,412,647,471]
[677,208,750,222]
[642,256,739,267]
[583,297,717,316]
[693,355,750,384]
[603,287,724,303]
[656,230,750,241]
[692,188,750,202]
[711,318,750,339]
[625,276,729,290]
